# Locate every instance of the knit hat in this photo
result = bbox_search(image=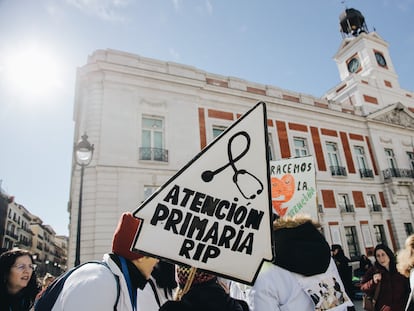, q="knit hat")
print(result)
[273,221,331,276]
[177,265,216,288]
[112,212,144,261]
